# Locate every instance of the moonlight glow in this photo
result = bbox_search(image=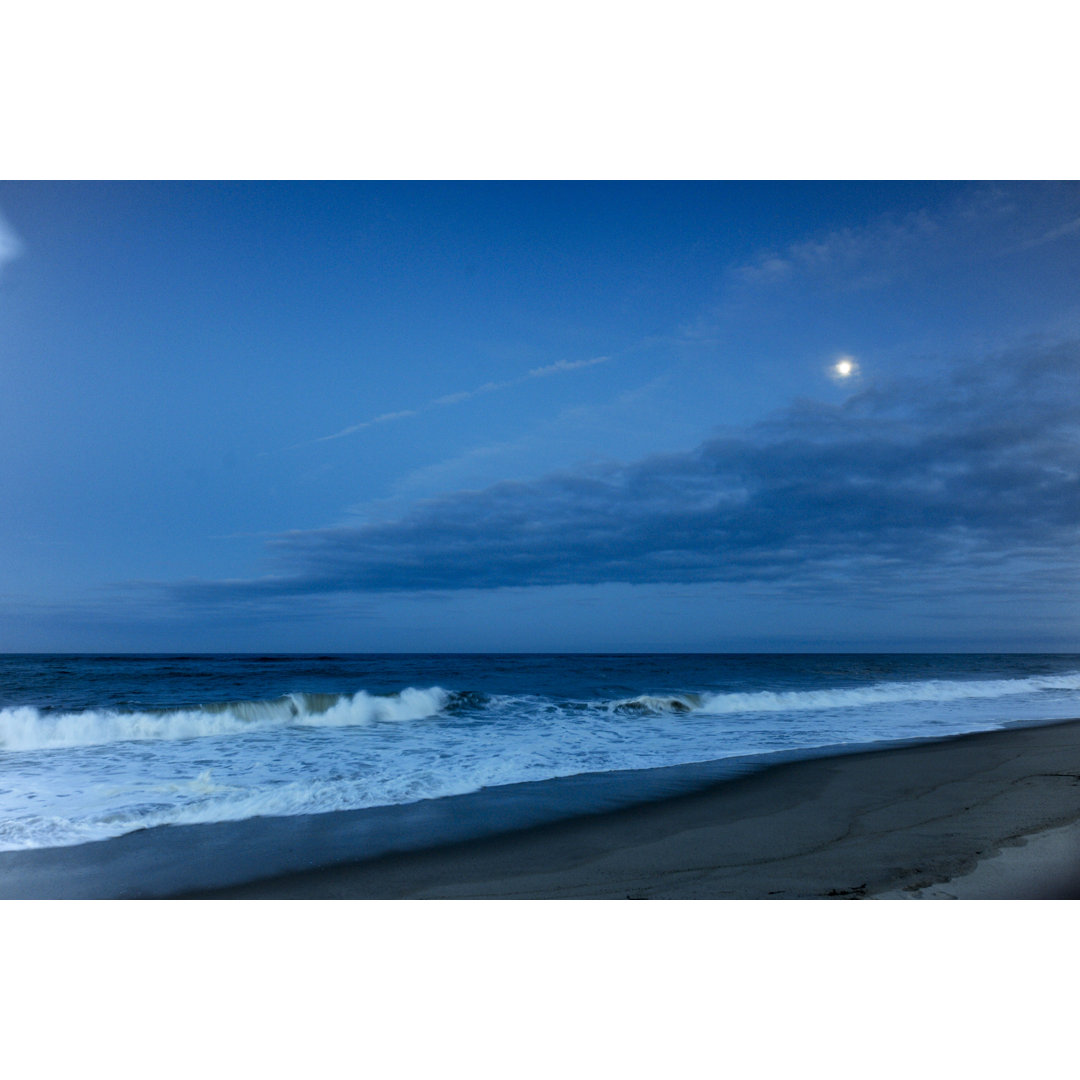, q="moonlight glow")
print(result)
[831,355,859,380]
